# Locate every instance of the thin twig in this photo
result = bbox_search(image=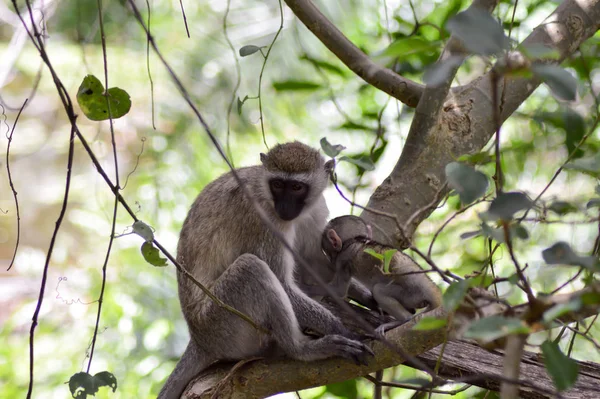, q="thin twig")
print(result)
[256,0,284,149]
[87,0,120,373]
[145,0,156,129]
[223,0,241,166]
[5,98,27,271]
[178,0,190,38]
